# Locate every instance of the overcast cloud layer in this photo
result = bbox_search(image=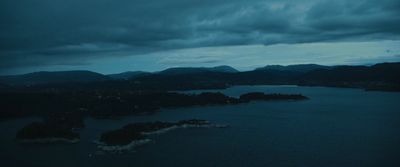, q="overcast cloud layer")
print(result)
[1,0,400,74]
